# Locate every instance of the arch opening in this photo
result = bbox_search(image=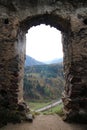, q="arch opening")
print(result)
[20,14,69,33]
[24,24,65,112]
